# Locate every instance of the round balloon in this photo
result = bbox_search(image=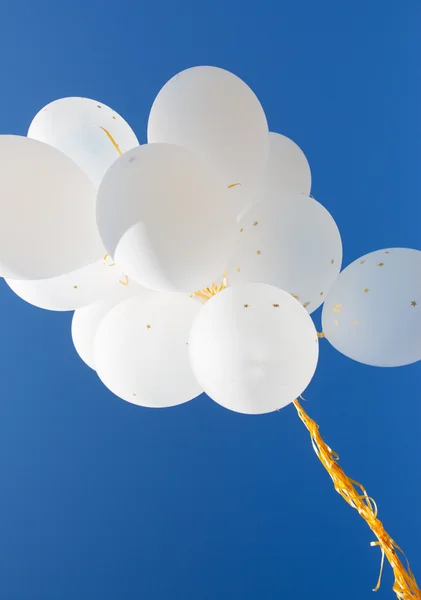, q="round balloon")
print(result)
[97,143,237,293]
[94,293,203,407]
[72,277,143,370]
[188,283,319,414]
[28,97,138,186]
[5,257,127,312]
[264,132,311,198]
[226,195,342,313]
[147,66,269,193]
[0,136,104,280]
[322,248,421,367]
